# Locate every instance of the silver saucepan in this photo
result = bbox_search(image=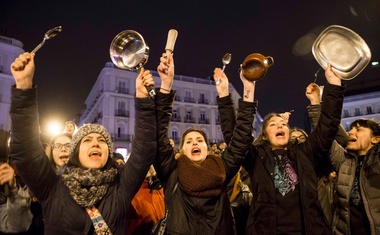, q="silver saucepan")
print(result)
[109,30,149,70]
[110,30,155,98]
